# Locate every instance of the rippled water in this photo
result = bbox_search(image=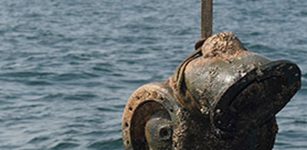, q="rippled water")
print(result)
[0,0,306,149]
